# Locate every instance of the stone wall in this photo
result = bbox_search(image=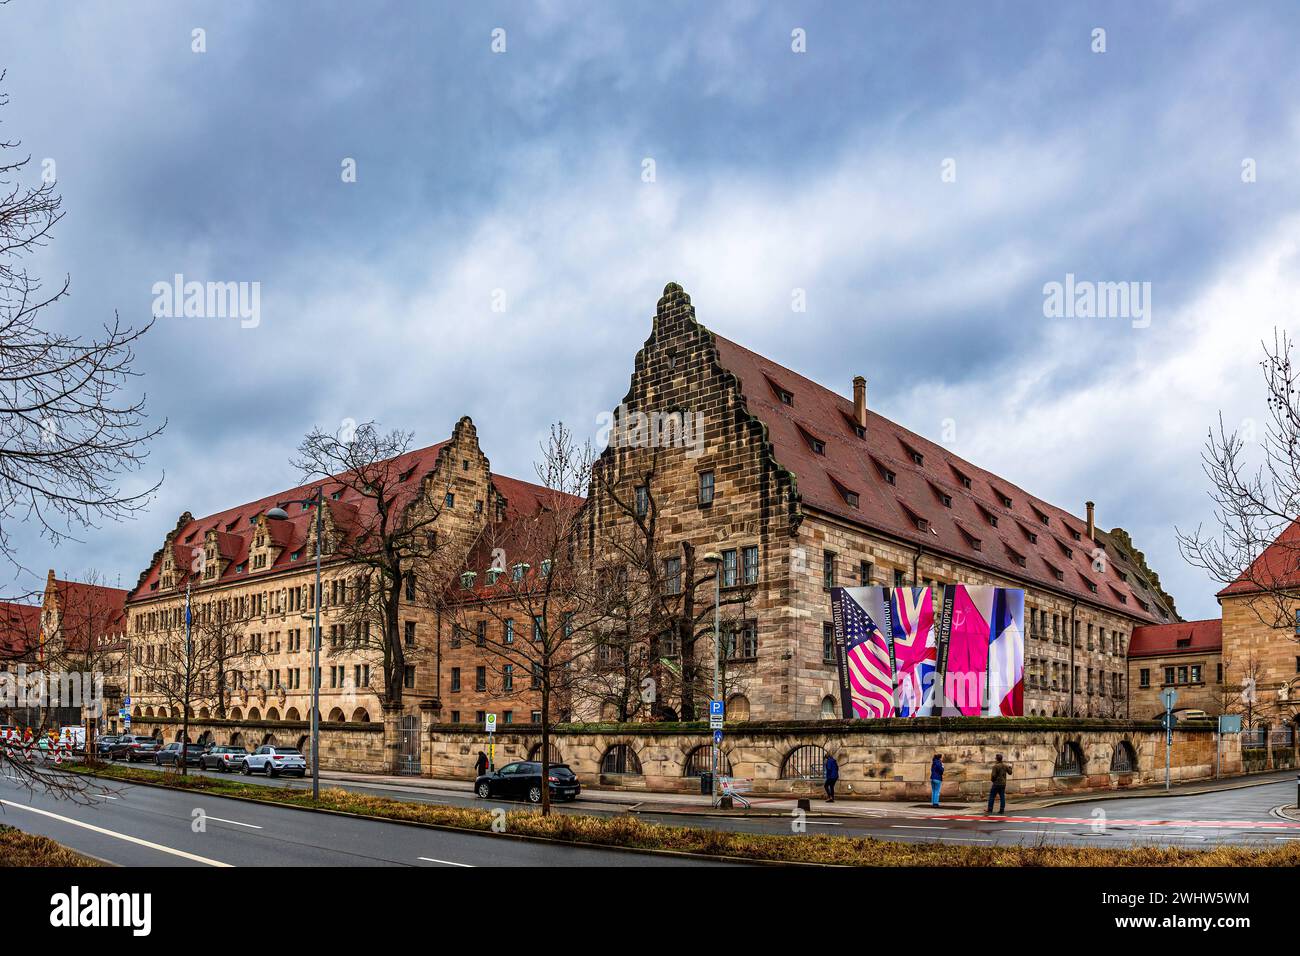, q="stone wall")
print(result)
[424,718,1274,801]
[125,717,387,773]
